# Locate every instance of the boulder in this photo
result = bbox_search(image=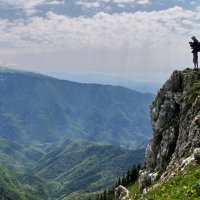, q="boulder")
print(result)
[115,185,130,200]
